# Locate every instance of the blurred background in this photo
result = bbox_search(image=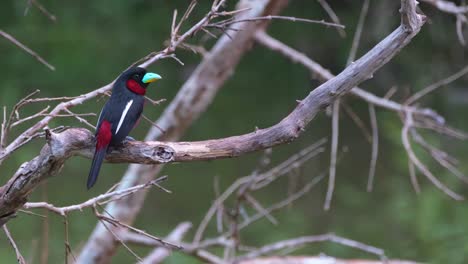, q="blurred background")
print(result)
[1,0,468,263]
